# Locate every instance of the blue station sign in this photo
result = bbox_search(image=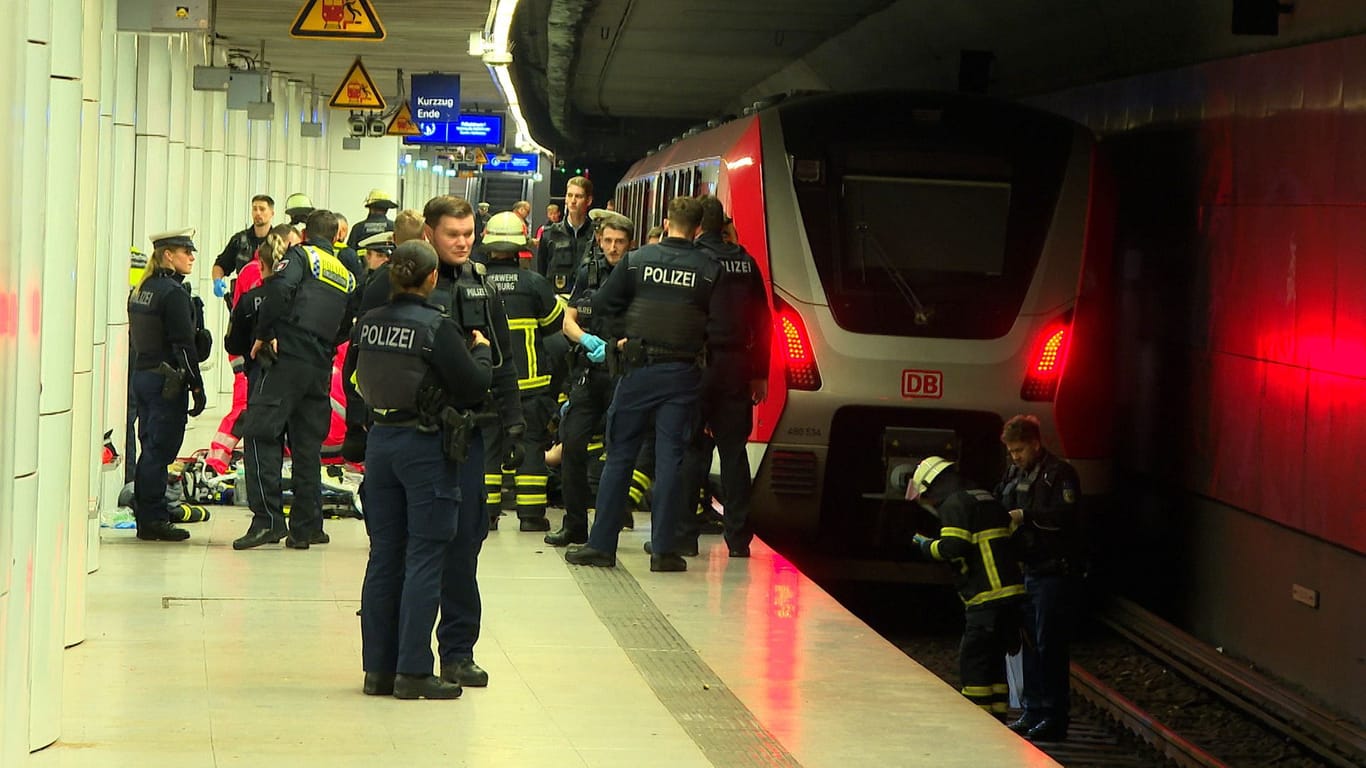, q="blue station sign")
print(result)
[410,74,461,122]
[485,153,540,172]
[403,113,505,147]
